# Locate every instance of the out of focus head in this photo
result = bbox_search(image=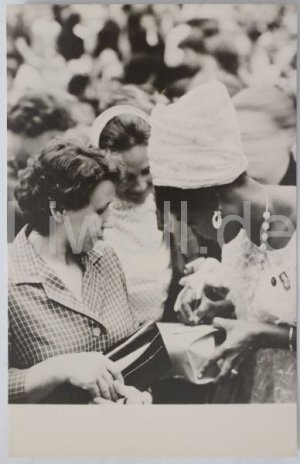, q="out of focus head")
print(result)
[233,84,296,184]
[15,137,119,252]
[91,105,152,205]
[177,30,210,72]
[7,90,76,166]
